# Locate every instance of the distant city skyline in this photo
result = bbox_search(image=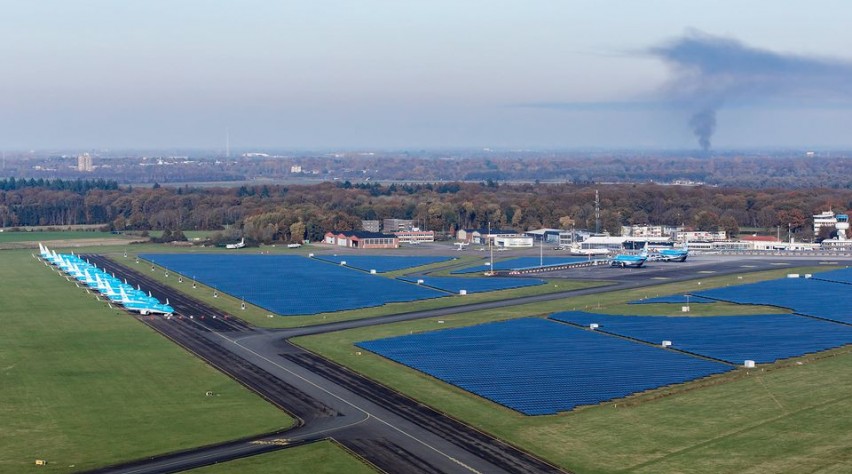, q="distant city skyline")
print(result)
[2,1,852,150]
